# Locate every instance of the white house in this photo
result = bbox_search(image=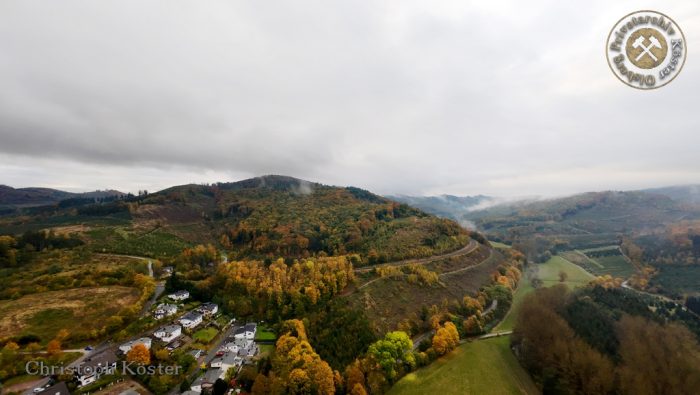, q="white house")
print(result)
[221,338,253,355]
[153,324,182,343]
[198,302,218,317]
[180,311,203,329]
[118,337,152,354]
[74,350,118,387]
[168,290,190,301]
[210,352,243,372]
[154,303,177,319]
[234,322,257,340]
